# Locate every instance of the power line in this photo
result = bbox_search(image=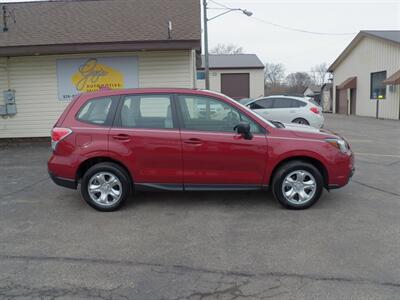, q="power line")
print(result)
[250,16,357,36]
[209,0,358,36]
